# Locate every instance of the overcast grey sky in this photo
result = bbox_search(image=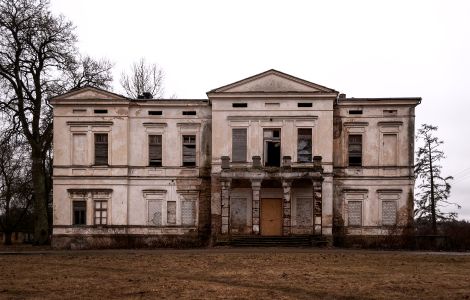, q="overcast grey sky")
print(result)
[51,0,470,220]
